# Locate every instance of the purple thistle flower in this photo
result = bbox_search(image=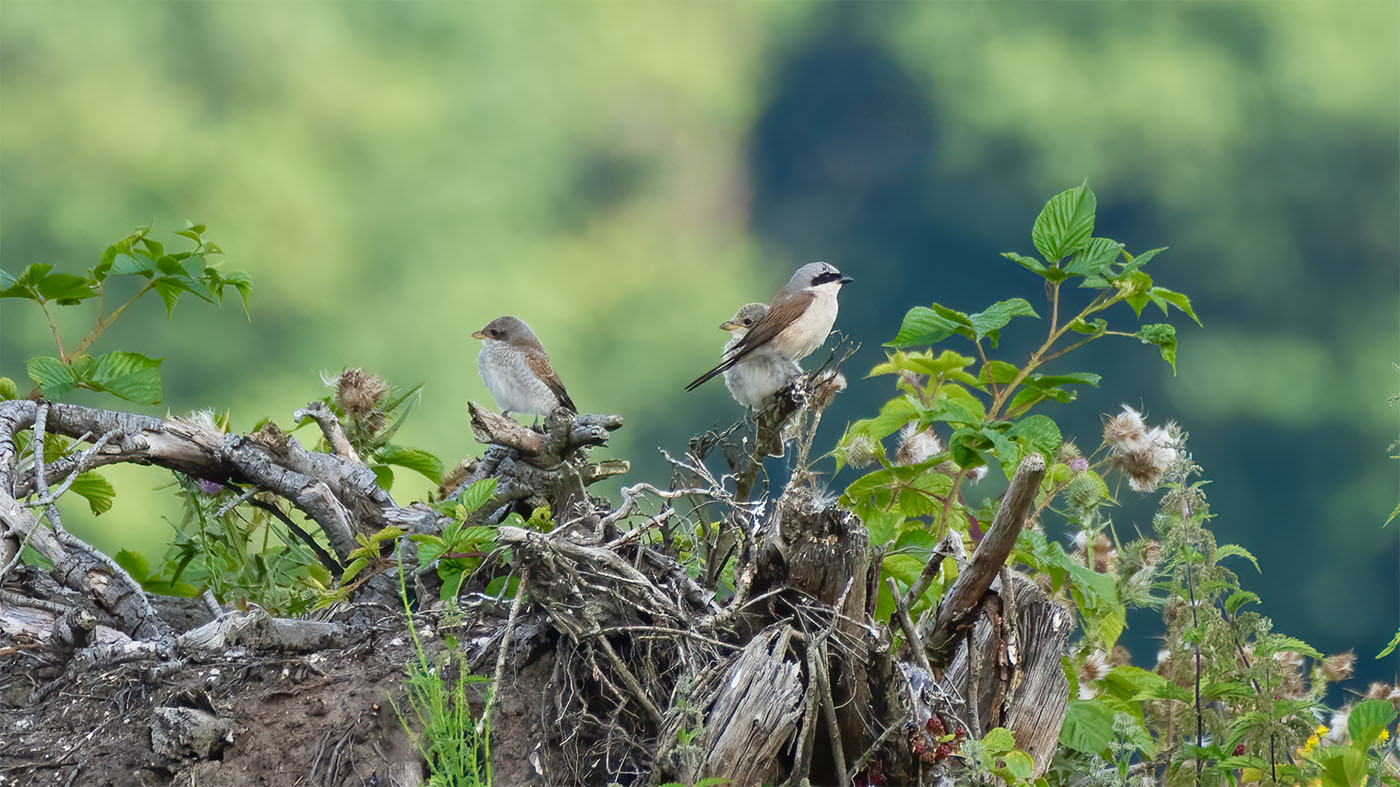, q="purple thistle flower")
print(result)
[1069,457,1089,473]
[196,478,224,496]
